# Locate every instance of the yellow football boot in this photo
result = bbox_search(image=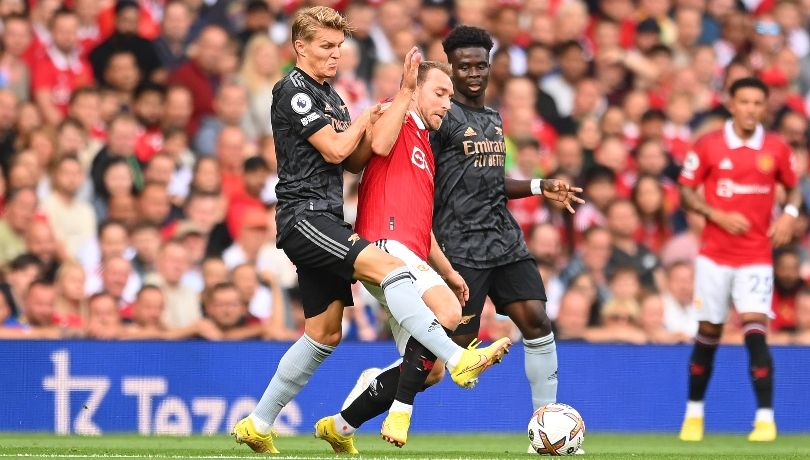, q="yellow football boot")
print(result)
[450,337,511,388]
[748,421,777,442]
[380,411,411,447]
[314,415,359,454]
[232,417,279,453]
[678,416,704,442]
